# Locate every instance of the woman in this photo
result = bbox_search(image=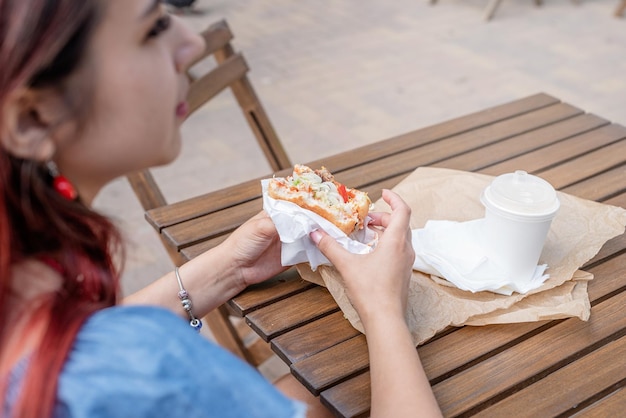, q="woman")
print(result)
[0,0,442,417]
